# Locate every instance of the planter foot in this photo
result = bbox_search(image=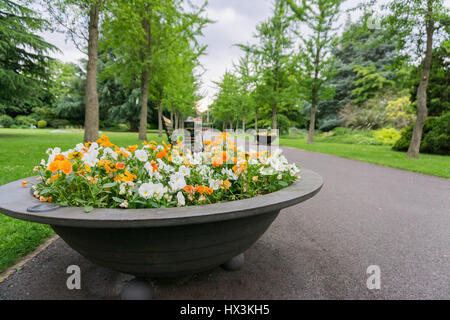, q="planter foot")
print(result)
[120,277,154,300]
[221,254,245,271]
